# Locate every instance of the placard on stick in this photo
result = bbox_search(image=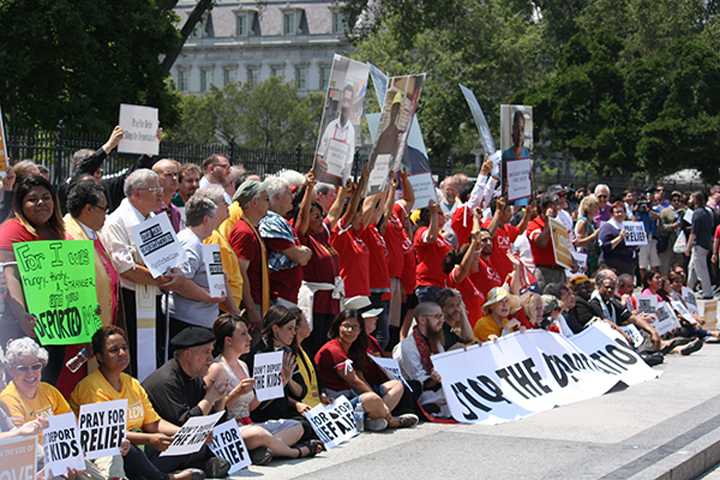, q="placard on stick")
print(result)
[160,411,224,457]
[118,104,159,156]
[43,412,84,478]
[129,214,188,278]
[78,400,127,460]
[202,243,225,298]
[0,435,36,480]
[208,420,251,473]
[14,240,101,346]
[252,351,285,402]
